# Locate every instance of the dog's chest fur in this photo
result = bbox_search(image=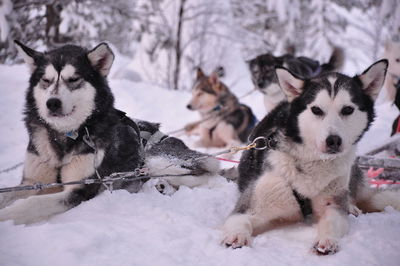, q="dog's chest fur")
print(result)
[30,125,98,168]
[264,149,355,198]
